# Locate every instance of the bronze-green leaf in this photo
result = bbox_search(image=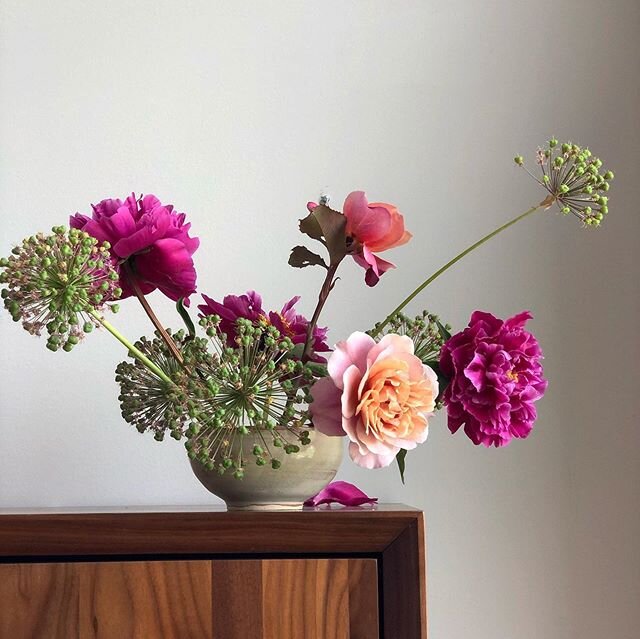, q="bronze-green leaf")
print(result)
[298,204,348,267]
[288,245,328,270]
